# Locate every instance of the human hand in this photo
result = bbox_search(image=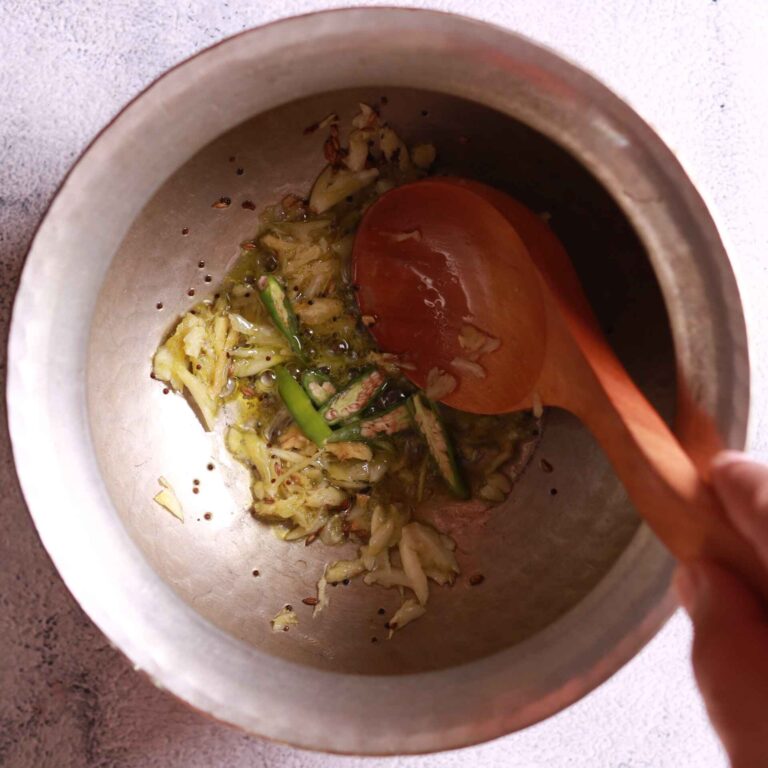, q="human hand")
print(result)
[675,451,768,768]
